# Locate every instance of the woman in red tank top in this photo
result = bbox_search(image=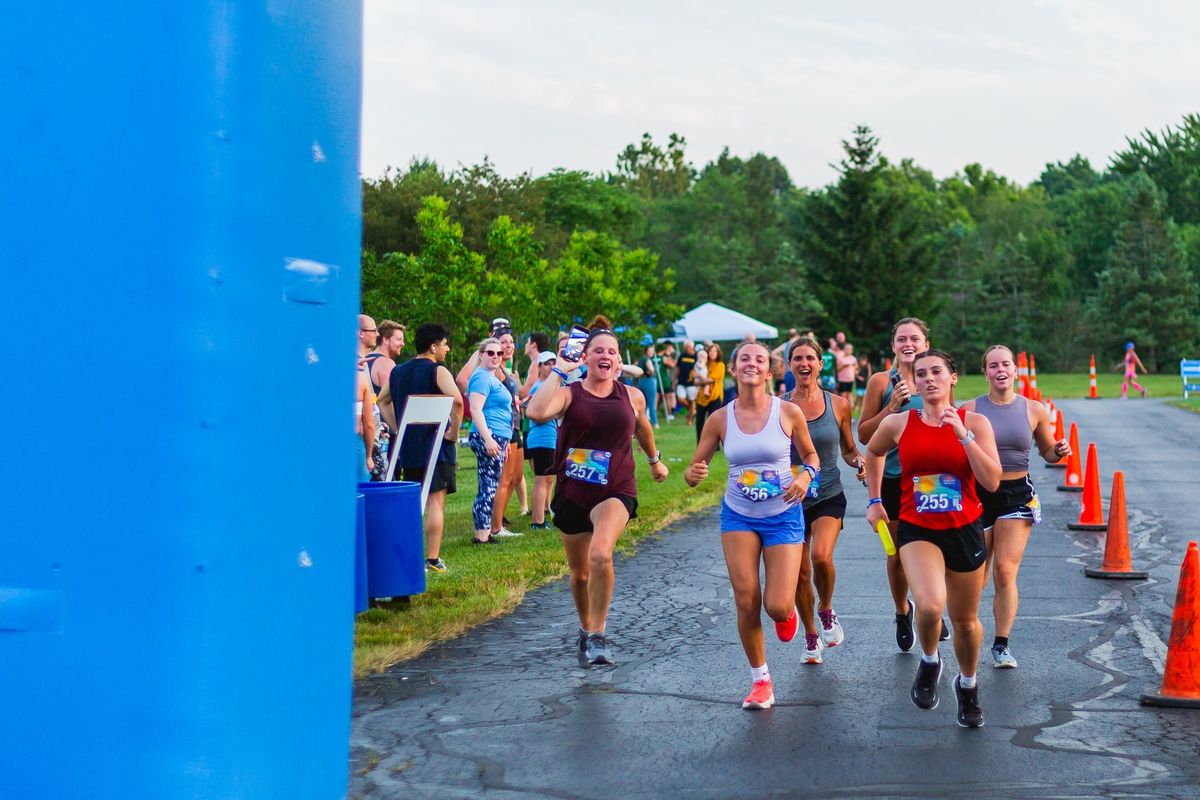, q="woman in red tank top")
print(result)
[864,349,1001,729]
[527,325,668,668]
